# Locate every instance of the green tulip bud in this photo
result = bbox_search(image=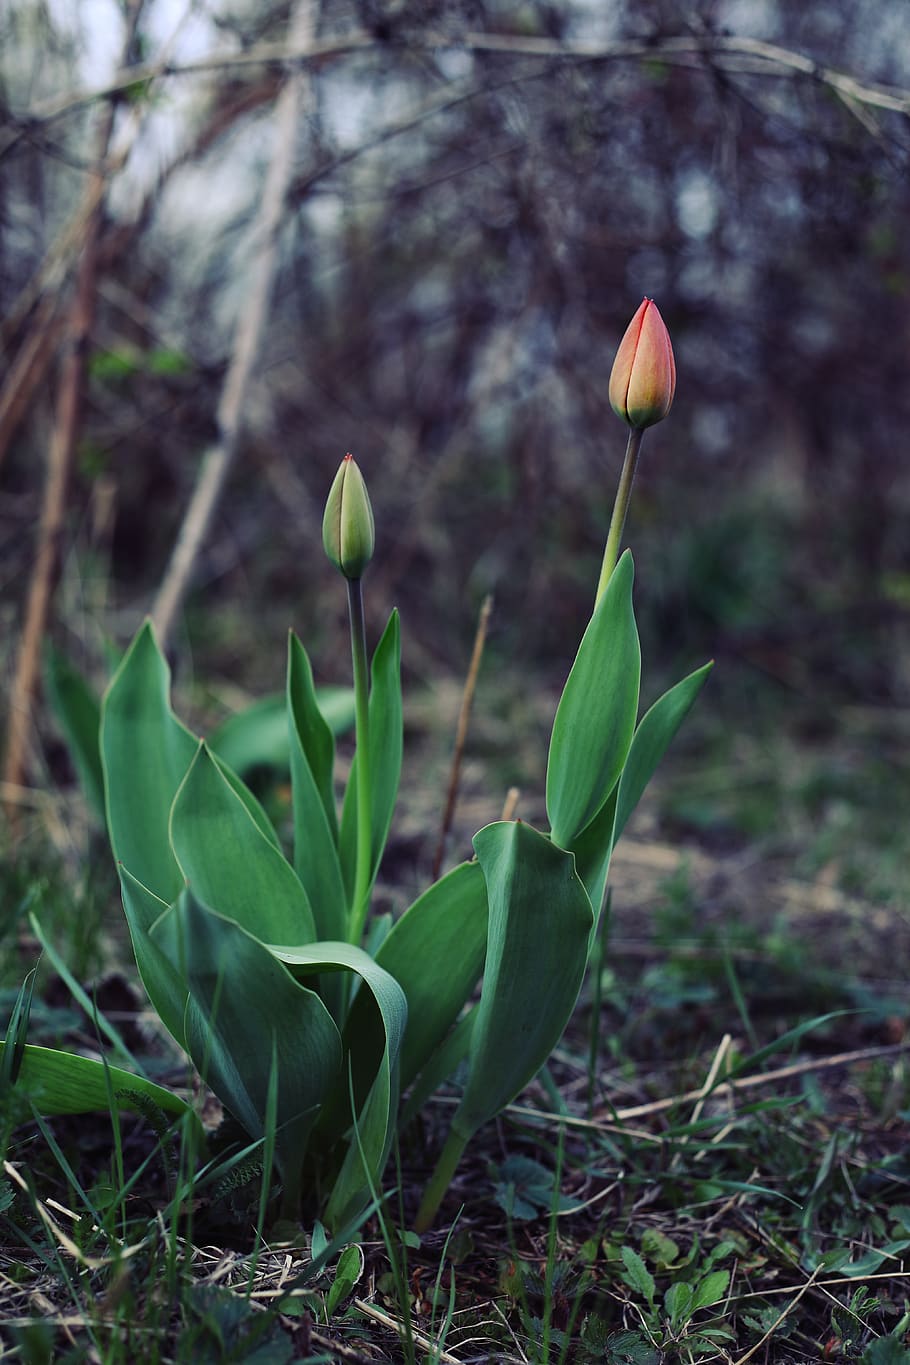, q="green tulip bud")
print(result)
[608,297,676,429]
[322,453,375,580]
